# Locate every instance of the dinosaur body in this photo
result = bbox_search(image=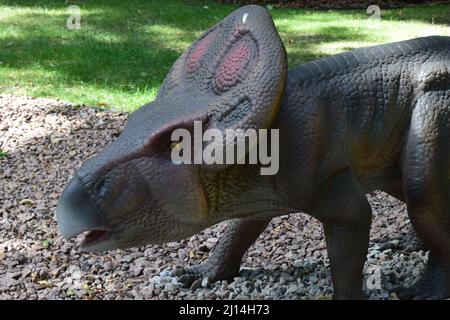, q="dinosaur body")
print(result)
[279,35,450,213]
[56,6,450,299]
